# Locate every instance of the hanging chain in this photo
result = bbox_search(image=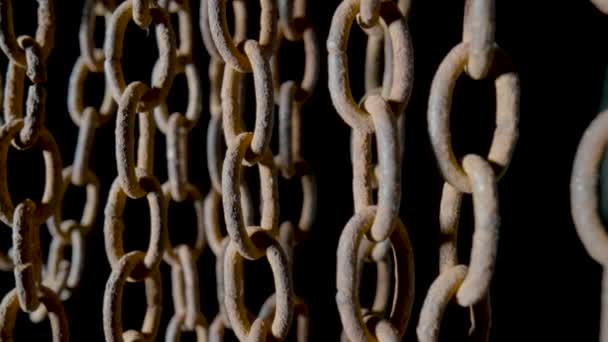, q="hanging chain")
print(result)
[102,0,175,340]
[327,0,415,340]
[416,0,519,340]
[571,3,608,342]
[0,0,72,340]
